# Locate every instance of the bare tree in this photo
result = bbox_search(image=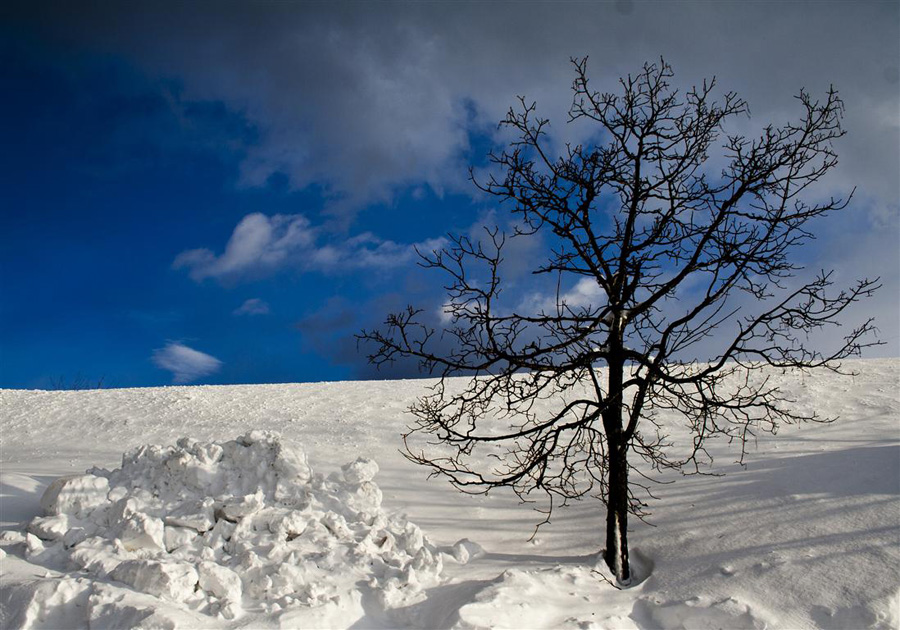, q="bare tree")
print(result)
[359,59,880,584]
